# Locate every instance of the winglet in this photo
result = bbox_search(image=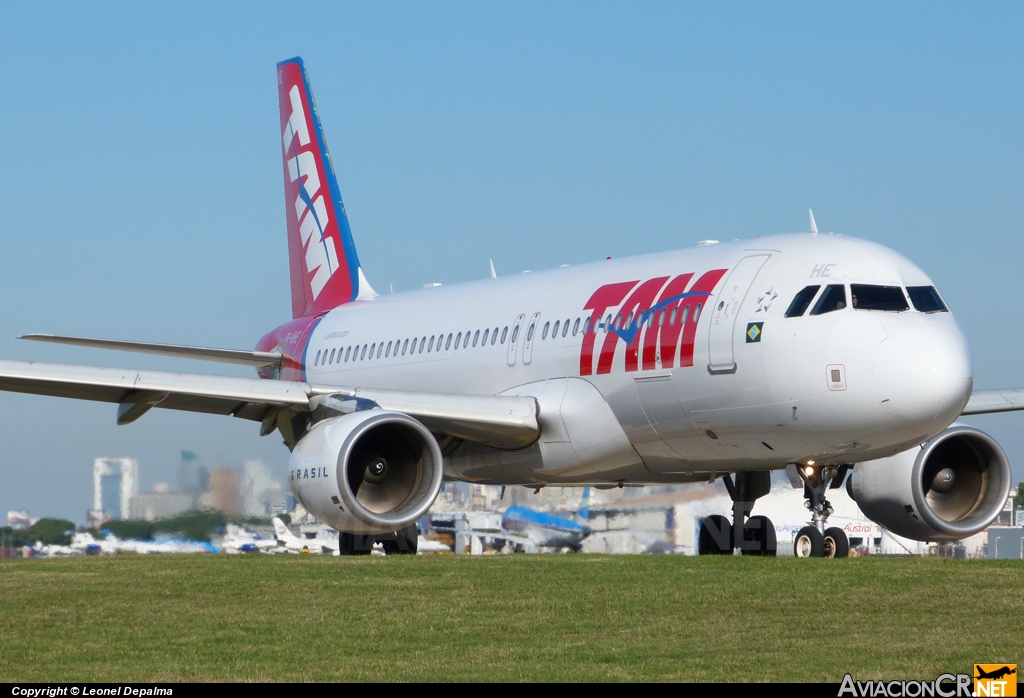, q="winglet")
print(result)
[489,259,497,279]
[809,209,818,235]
